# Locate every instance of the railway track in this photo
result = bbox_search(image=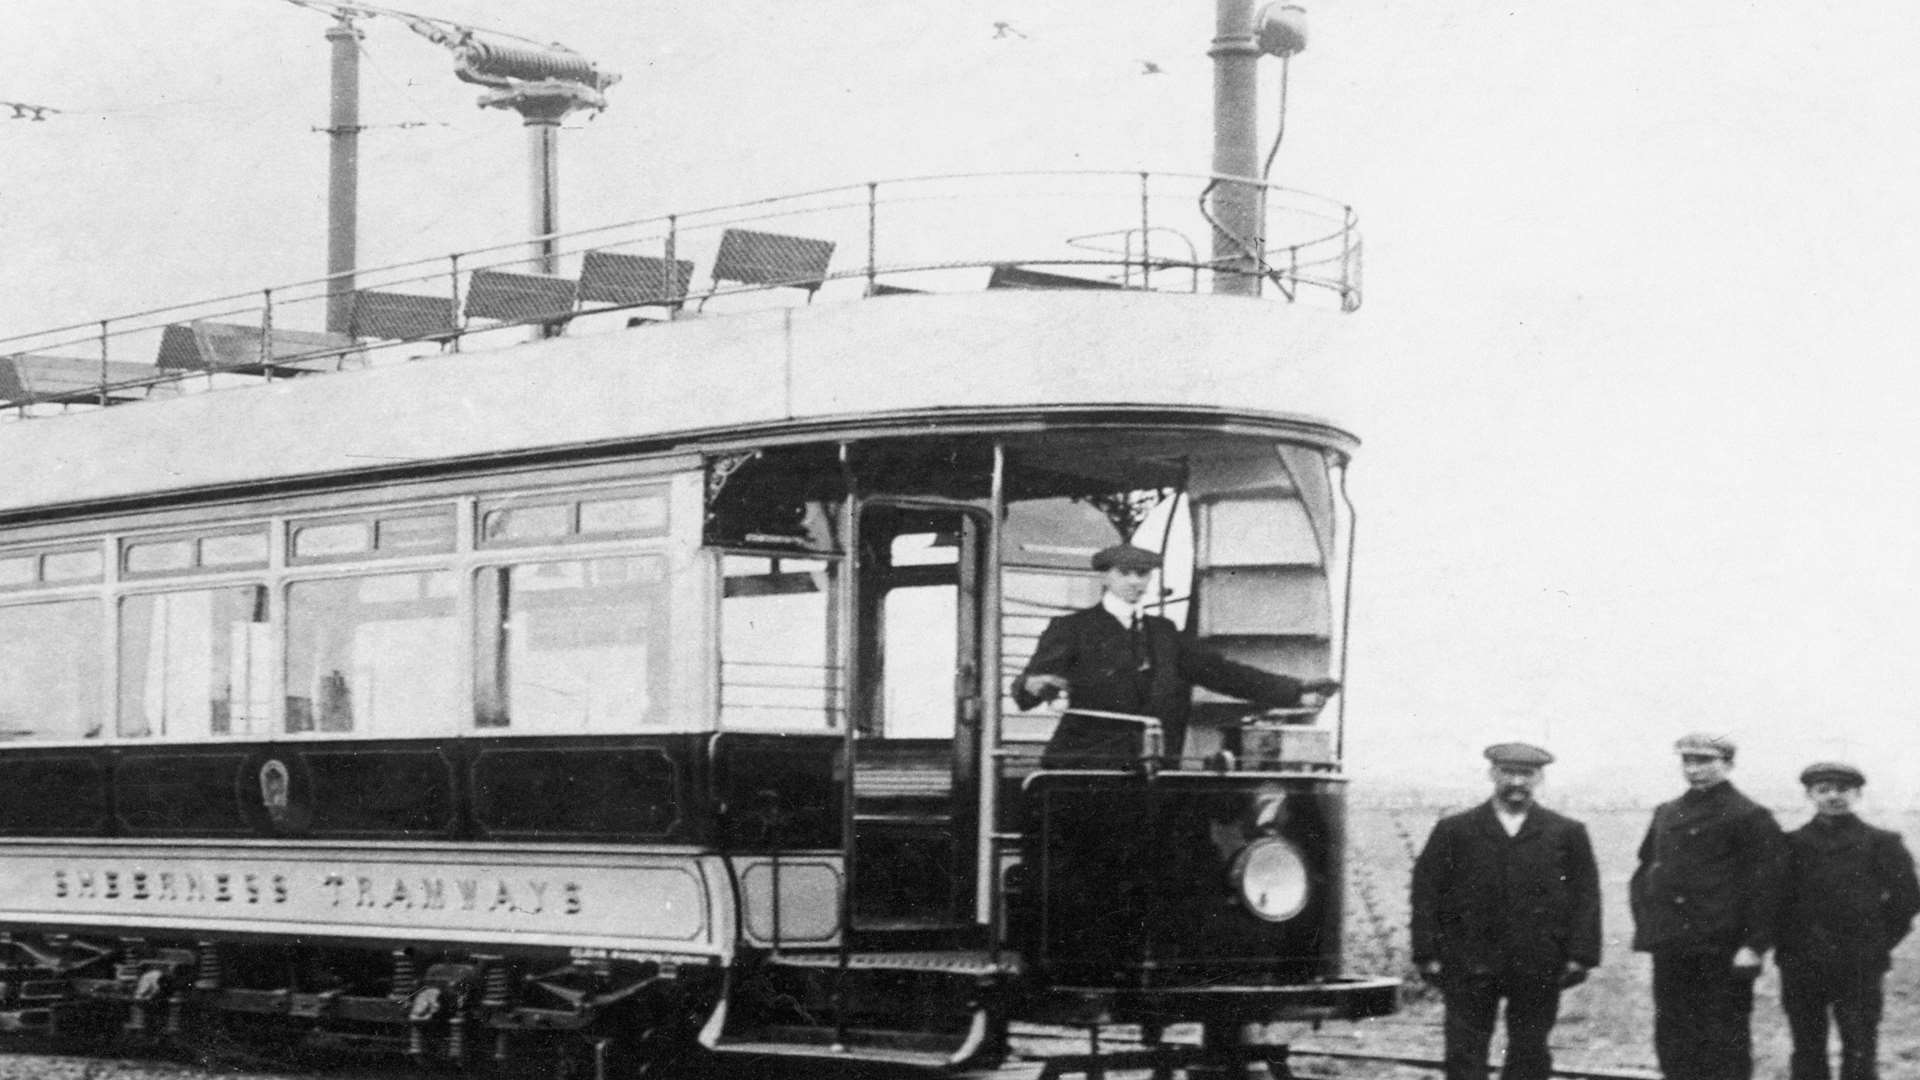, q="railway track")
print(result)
[0,1027,1664,1080]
